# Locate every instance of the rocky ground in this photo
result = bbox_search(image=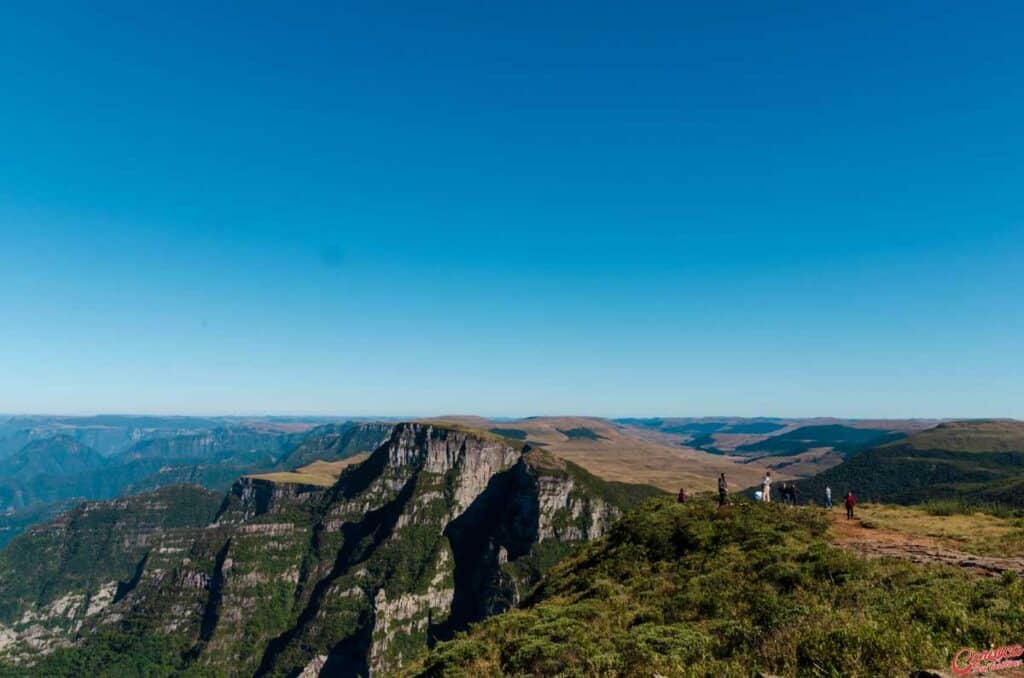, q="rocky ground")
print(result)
[830,510,1024,577]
